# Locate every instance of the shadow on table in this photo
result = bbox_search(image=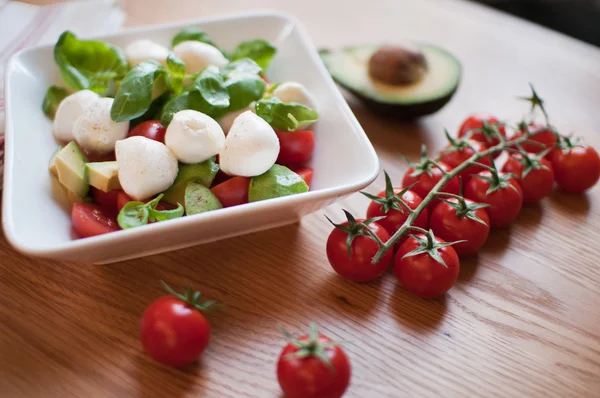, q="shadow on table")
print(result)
[549,189,591,216]
[131,354,207,397]
[389,284,447,332]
